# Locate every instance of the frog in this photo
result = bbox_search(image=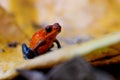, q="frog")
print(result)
[22,23,61,59]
